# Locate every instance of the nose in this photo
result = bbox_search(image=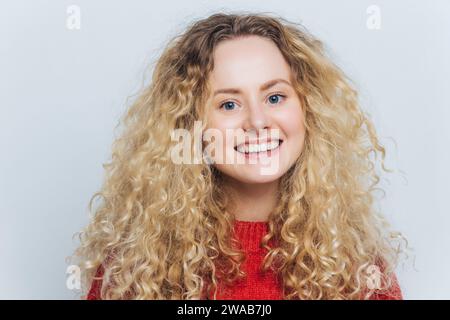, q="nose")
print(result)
[242,99,272,134]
